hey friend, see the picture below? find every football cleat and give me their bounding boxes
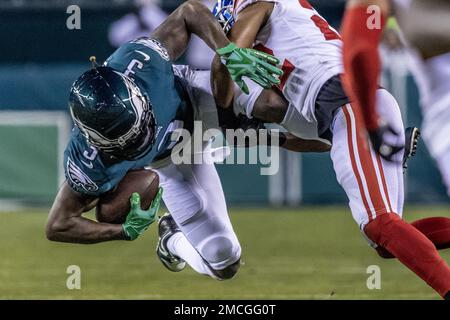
[156,213,186,272]
[403,127,420,173]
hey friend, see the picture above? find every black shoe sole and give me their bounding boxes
[403,127,420,173]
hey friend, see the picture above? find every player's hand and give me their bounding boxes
[217,43,283,94]
[368,124,404,162]
[122,188,163,240]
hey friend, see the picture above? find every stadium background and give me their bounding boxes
[0,0,448,300]
[0,0,448,207]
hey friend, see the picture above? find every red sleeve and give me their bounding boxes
[341,6,386,131]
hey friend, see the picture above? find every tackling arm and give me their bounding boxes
[281,134,331,153]
[152,0,281,94]
[151,0,230,61]
[46,182,127,244]
[213,2,330,153]
[212,2,274,109]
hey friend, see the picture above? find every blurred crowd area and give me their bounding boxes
[0,0,346,64]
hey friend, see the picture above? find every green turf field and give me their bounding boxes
[0,206,449,299]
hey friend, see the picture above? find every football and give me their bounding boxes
[96,169,160,224]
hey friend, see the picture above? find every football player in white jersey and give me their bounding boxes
[342,0,450,298]
[342,0,450,196]
[208,0,450,298]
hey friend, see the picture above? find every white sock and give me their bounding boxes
[167,232,217,279]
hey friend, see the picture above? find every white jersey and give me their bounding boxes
[234,0,343,124]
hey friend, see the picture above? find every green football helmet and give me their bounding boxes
[69,66,156,160]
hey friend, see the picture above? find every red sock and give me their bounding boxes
[374,216,450,258]
[341,6,385,130]
[365,213,450,298]
[412,217,450,250]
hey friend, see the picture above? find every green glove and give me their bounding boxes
[122,188,163,240]
[217,42,283,94]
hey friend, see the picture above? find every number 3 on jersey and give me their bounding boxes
[124,50,151,77]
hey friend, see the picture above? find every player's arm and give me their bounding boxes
[342,0,405,161]
[281,134,331,153]
[46,182,127,244]
[227,111,331,152]
[151,0,280,92]
[151,0,230,61]
[46,182,161,244]
[212,1,274,109]
[258,131,330,152]
[232,130,331,152]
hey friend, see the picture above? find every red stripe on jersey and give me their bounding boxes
[298,0,313,10]
[343,105,374,221]
[311,15,341,41]
[253,44,294,91]
[253,43,273,56]
[279,59,294,91]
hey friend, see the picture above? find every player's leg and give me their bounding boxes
[402,52,450,249]
[154,161,241,280]
[331,89,450,298]
[411,217,450,250]
[365,90,450,256]
[374,215,450,258]
[156,67,240,279]
[401,52,450,251]
[419,53,450,197]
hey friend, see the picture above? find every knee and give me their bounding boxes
[202,235,241,263]
[212,259,241,280]
[364,213,401,245]
[200,235,241,280]
[376,89,404,134]
[364,214,401,259]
